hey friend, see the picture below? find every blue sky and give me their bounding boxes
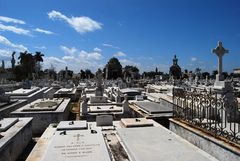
[0,0,240,73]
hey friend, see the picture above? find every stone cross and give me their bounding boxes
[212,41,229,81]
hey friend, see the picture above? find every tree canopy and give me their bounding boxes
[14,50,44,81]
[104,57,122,79]
[79,69,94,79]
[123,65,140,79]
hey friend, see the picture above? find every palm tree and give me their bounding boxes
[34,51,44,62]
[34,51,44,79]
[18,51,35,79]
[18,51,28,65]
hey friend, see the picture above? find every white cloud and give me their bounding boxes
[191,57,197,62]
[120,59,140,67]
[48,10,102,34]
[45,46,104,72]
[94,47,102,52]
[43,56,66,71]
[113,51,126,57]
[34,28,54,35]
[0,35,27,51]
[60,45,102,60]
[62,55,74,61]
[0,16,25,24]
[102,43,119,49]
[0,23,30,35]
[60,46,77,55]
[0,49,12,58]
[79,50,102,60]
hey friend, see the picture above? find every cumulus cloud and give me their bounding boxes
[0,16,25,24]
[120,59,140,67]
[0,49,12,58]
[0,35,27,51]
[0,23,30,35]
[94,47,102,52]
[79,50,102,60]
[48,10,102,34]
[191,57,197,62]
[43,46,104,72]
[60,45,102,60]
[34,28,54,35]
[113,51,126,57]
[60,46,77,55]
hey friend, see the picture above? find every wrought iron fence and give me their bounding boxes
[173,88,240,145]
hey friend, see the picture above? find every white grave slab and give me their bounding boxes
[42,130,111,161]
[57,121,88,130]
[22,98,63,111]
[88,105,122,113]
[56,88,73,94]
[117,127,218,161]
[6,87,39,96]
[133,101,172,114]
[121,118,153,128]
[0,118,18,132]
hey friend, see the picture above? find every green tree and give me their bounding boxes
[80,70,86,79]
[222,72,228,79]
[123,65,140,79]
[14,50,44,81]
[13,65,25,81]
[85,69,94,79]
[212,70,218,79]
[34,51,44,78]
[202,72,210,79]
[104,57,122,79]
[18,51,35,79]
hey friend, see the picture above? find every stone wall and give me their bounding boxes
[169,119,240,161]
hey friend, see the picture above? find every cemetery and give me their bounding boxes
[0,22,239,161]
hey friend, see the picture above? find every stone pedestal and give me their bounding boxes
[214,81,239,123]
[215,74,224,82]
[213,80,226,90]
[95,87,103,96]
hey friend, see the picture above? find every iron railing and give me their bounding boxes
[173,88,240,145]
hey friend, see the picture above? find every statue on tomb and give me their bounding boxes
[95,69,103,96]
[11,51,16,69]
[80,95,88,115]
[123,94,130,115]
[169,55,182,79]
[95,69,103,88]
